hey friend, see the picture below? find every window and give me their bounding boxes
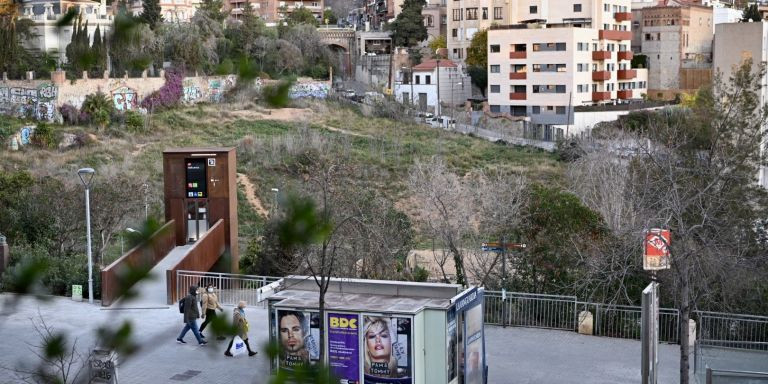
[452,29,458,38]
[532,106,541,114]
[533,85,566,93]
[512,64,526,73]
[577,42,589,51]
[482,7,488,19]
[645,33,651,41]
[490,44,500,53]
[494,7,502,20]
[512,85,526,93]
[573,3,581,12]
[452,9,462,21]
[441,15,447,24]
[466,8,478,20]
[511,43,526,52]
[604,4,609,11]
[532,42,566,52]
[415,76,420,85]
[511,106,526,116]
[490,85,500,93]
[490,65,500,73]
[556,106,566,115]
[529,5,537,13]
[426,15,434,27]
[490,105,500,113]
[425,75,431,84]
[556,85,566,93]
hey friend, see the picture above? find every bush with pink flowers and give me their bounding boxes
[140,70,183,111]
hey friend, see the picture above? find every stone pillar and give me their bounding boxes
[159,69,165,79]
[688,319,697,350]
[26,71,34,81]
[51,69,66,84]
[141,69,148,78]
[2,72,8,82]
[103,70,109,79]
[124,70,129,79]
[0,235,8,276]
[578,311,594,335]
[82,71,89,80]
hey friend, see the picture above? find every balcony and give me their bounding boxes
[618,90,633,100]
[599,29,632,41]
[509,51,527,59]
[614,12,632,22]
[592,50,611,60]
[592,91,611,101]
[509,72,527,80]
[617,51,633,61]
[592,70,611,81]
[509,92,527,100]
[617,69,637,80]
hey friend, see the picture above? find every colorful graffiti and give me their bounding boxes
[111,86,138,111]
[208,79,223,103]
[289,82,330,99]
[183,79,203,103]
[20,126,35,145]
[0,83,58,121]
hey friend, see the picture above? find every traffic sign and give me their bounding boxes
[481,242,527,252]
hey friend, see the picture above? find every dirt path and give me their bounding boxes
[237,173,269,218]
[323,125,373,138]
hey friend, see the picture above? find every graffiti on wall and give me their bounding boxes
[289,82,329,99]
[183,79,203,103]
[208,79,223,103]
[111,86,138,111]
[0,83,58,121]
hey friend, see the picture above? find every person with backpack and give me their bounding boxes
[199,283,225,340]
[176,285,207,346]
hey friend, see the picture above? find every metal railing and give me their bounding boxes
[583,302,680,343]
[705,368,768,384]
[485,291,577,331]
[697,311,768,351]
[176,271,280,307]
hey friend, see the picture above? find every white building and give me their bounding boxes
[713,21,768,189]
[486,0,648,135]
[19,0,113,61]
[394,59,471,113]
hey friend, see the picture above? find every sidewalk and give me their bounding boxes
[0,294,682,383]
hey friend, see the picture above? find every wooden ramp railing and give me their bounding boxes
[166,219,227,305]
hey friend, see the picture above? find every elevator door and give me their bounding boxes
[186,200,209,243]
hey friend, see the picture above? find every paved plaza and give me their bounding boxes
[0,293,684,384]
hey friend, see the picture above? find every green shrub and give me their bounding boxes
[411,266,429,282]
[124,110,146,132]
[32,123,59,149]
[81,91,115,129]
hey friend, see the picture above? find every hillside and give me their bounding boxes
[1,100,562,260]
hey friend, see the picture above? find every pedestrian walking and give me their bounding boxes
[224,301,257,357]
[177,285,207,346]
[199,283,226,340]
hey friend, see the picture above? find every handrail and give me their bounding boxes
[100,220,176,306]
[165,219,226,305]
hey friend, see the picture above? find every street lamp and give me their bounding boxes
[77,167,95,304]
[122,227,140,255]
[141,183,149,220]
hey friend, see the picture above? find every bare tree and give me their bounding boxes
[0,313,87,384]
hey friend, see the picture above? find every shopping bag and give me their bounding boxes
[229,336,246,357]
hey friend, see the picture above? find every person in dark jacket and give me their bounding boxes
[176,285,207,345]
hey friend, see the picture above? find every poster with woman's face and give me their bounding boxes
[363,316,412,384]
[277,310,320,370]
[464,305,484,384]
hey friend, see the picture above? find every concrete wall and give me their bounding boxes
[0,72,330,122]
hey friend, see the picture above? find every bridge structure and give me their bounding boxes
[317,26,357,79]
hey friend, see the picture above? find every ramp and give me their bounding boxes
[109,245,194,309]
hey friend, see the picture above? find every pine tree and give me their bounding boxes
[199,0,226,22]
[388,0,427,48]
[742,4,761,22]
[140,0,163,29]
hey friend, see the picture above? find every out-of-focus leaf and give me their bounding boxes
[277,193,331,249]
[43,333,66,359]
[262,79,294,108]
[55,8,77,28]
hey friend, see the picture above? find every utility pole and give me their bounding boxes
[436,58,441,117]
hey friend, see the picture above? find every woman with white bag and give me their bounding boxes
[224,301,258,357]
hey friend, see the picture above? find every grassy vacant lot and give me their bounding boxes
[1,101,563,253]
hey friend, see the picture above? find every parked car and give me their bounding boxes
[341,89,356,99]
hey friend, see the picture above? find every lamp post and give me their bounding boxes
[77,167,95,304]
[141,183,149,220]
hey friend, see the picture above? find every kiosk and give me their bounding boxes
[259,276,487,384]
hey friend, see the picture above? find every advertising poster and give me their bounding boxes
[446,307,458,380]
[185,158,207,198]
[327,313,360,384]
[277,310,321,371]
[464,304,484,384]
[363,316,412,384]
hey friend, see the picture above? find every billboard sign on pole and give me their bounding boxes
[643,229,671,271]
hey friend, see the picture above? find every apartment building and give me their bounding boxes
[633,4,712,99]
[714,21,768,189]
[446,0,509,61]
[124,0,198,22]
[487,0,648,130]
[243,0,323,22]
[394,59,472,112]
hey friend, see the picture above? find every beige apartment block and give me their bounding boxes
[714,21,768,189]
[446,0,509,61]
[486,0,647,131]
[634,4,712,99]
